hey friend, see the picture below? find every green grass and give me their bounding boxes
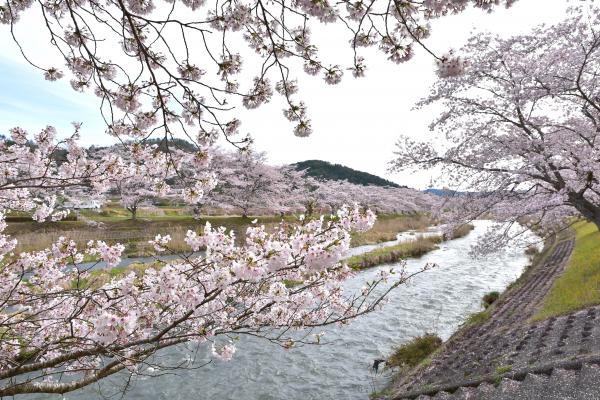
[535,221,600,320]
[493,365,513,384]
[495,365,512,375]
[71,261,165,289]
[463,309,492,327]
[386,334,443,369]
[345,225,471,270]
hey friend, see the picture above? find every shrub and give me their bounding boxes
[482,291,500,308]
[525,244,540,257]
[386,334,443,369]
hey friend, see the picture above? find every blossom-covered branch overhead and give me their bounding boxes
[3,0,514,142]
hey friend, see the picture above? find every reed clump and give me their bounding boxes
[386,334,443,369]
[347,235,443,270]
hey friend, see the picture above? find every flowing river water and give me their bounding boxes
[37,220,539,400]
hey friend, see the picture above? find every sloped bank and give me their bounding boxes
[386,222,600,400]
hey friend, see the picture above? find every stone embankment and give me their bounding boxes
[389,237,600,399]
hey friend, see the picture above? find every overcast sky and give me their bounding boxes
[0,1,571,189]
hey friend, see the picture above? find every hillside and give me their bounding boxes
[292,160,403,188]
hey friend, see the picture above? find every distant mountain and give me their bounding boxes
[292,160,404,188]
[424,188,452,196]
[424,188,471,197]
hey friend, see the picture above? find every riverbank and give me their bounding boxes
[387,221,600,399]
[535,221,600,320]
[347,236,442,270]
[348,224,474,270]
[74,221,446,286]
[42,220,535,400]
[7,212,432,257]
[350,214,434,247]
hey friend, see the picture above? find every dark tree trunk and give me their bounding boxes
[569,194,600,231]
[128,206,137,220]
[593,215,600,232]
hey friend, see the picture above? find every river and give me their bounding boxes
[35,220,539,400]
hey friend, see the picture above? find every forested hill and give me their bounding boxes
[292,160,404,188]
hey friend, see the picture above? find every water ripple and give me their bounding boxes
[40,221,537,400]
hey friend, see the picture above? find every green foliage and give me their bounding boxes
[535,221,600,320]
[464,310,491,326]
[292,160,404,188]
[482,291,500,308]
[492,365,513,385]
[386,334,443,369]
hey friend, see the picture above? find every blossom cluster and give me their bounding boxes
[0,128,405,396]
[1,0,514,142]
[0,198,383,395]
[391,6,600,235]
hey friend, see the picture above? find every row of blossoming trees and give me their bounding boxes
[206,150,438,216]
[4,0,598,396]
[85,143,437,219]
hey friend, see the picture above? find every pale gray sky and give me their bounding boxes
[0,1,571,188]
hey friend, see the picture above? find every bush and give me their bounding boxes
[386,334,442,369]
[482,291,500,308]
[525,244,540,257]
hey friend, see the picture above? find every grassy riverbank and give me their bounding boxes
[347,224,474,271]
[347,236,443,270]
[350,214,433,247]
[386,334,442,370]
[535,221,600,320]
[71,261,162,289]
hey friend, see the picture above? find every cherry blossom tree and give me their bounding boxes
[209,150,285,216]
[113,173,159,219]
[275,171,436,216]
[1,128,422,396]
[392,7,600,232]
[276,167,310,214]
[0,0,521,395]
[2,0,514,144]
